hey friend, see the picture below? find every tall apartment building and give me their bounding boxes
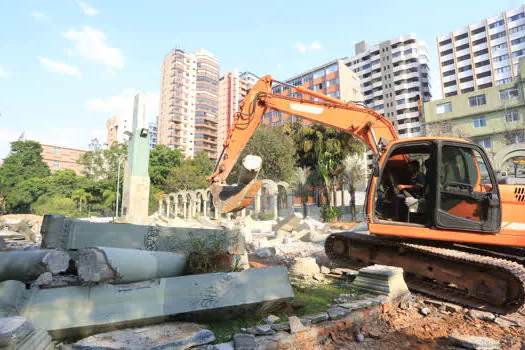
[106,115,131,146]
[437,4,525,98]
[344,34,432,139]
[262,59,362,125]
[148,121,157,150]
[157,48,220,160]
[218,70,258,154]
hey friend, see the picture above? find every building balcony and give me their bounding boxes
[458,70,473,79]
[474,64,491,74]
[444,84,458,94]
[440,52,454,63]
[473,53,490,63]
[459,80,474,89]
[490,35,508,47]
[508,16,525,30]
[372,89,383,98]
[439,42,453,52]
[454,36,470,47]
[372,80,382,88]
[470,31,487,42]
[455,47,471,57]
[476,75,493,86]
[472,41,488,51]
[443,73,456,83]
[457,58,472,68]
[512,40,525,52]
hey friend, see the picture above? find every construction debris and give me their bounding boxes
[238,155,262,185]
[351,264,410,301]
[449,334,501,349]
[0,266,293,338]
[73,323,215,349]
[289,257,320,279]
[0,316,52,350]
[273,213,302,235]
[0,249,70,282]
[75,247,187,283]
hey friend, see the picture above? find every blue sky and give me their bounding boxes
[0,0,523,160]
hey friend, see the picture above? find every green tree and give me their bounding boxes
[342,154,367,221]
[290,167,310,218]
[32,195,77,217]
[166,162,209,192]
[0,140,51,213]
[71,188,93,215]
[192,151,214,177]
[227,126,295,183]
[149,145,183,189]
[78,138,106,179]
[7,177,49,213]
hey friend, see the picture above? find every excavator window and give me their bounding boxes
[374,144,433,225]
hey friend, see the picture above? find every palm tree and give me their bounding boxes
[71,189,92,216]
[290,167,310,218]
[342,154,367,222]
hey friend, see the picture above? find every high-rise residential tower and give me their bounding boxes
[218,70,258,154]
[437,4,525,98]
[344,34,432,139]
[157,48,220,160]
[262,59,362,126]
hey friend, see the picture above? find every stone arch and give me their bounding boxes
[493,144,525,172]
[195,189,207,217]
[181,191,196,218]
[168,193,176,218]
[258,179,278,219]
[176,192,185,218]
[276,181,290,209]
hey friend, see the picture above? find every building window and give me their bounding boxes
[495,66,511,74]
[500,87,519,100]
[54,148,61,154]
[509,13,525,22]
[489,20,504,29]
[492,43,508,51]
[496,78,513,85]
[505,111,520,122]
[475,137,492,148]
[511,37,525,45]
[473,116,487,128]
[490,32,506,40]
[443,70,455,76]
[469,94,486,107]
[493,54,509,62]
[513,49,525,58]
[53,161,60,168]
[458,65,472,72]
[325,64,338,75]
[510,24,525,35]
[436,102,453,114]
[505,133,525,144]
[313,70,324,79]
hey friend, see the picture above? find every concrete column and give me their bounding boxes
[286,193,293,209]
[182,202,187,219]
[173,202,178,218]
[202,200,207,217]
[0,250,70,282]
[270,195,278,220]
[75,247,187,284]
[240,209,246,217]
[254,191,261,214]
[158,200,163,216]
[166,200,171,219]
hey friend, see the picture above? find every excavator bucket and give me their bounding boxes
[210,179,263,214]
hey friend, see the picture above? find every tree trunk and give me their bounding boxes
[302,202,308,219]
[341,180,345,213]
[350,188,356,222]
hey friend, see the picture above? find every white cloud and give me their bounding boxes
[0,66,10,79]
[37,57,81,77]
[295,42,307,54]
[63,27,124,69]
[295,41,323,54]
[77,1,99,16]
[30,11,49,21]
[86,89,159,123]
[310,41,322,50]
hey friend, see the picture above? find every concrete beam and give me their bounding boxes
[41,215,246,256]
[0,249,70,282]
[0,267,293,338]
[75,247,187,283]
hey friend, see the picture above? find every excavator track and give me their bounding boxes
[325,231,525,314]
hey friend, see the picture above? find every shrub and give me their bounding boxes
[320,205,342,223]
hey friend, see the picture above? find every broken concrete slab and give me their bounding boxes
[272,213,302,235]
[75,247,187,284]
[4,266,293,338]
[351,264,410,301]
[0,229,26,241]
[0,316,35,347]
[299,231,329,243]
[73,322,215,349]
[288,316,307,334]
[468,310,495,322]
[233,333,256,350]
[41,215,245,256]
[0,249,70,282]
[449,334,500,349]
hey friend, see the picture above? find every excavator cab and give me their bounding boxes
[371,139,501,234]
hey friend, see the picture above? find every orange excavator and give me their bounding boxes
[207,75,525,314]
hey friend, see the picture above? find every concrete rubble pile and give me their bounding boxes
[0,214,294,344]
[237,212,332,259]
[0,215,43,249]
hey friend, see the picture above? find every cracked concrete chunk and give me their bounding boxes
[33,272,53,287]
[468,310,495,322]
[0,249,70,282]
[449,334,500,349]
[327,306,350,320]
[234,334,256,350]
[289,257,320,279]
[273,213,302,235]
[0,316,35,347]
[73,322,215,349]
[17,267,293,337]
[75,247,186,283]
[288,316,307,334]
[302,312,328,324]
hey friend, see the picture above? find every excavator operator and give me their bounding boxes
[394,160,426,221]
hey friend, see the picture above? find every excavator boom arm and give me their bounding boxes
[208,75,398,185]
